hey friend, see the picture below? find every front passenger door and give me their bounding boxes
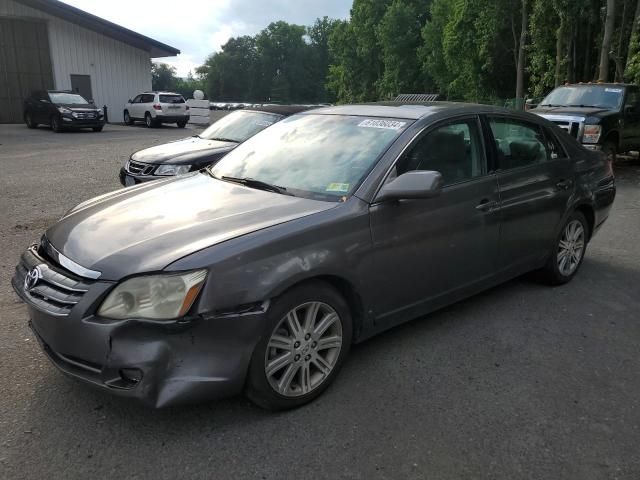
[368,117,501,328]
[129,95,142,119]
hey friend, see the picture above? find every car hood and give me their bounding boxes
[531,106,614,117]
[46,173,336,280]
[57,103,100,111]
[131,137,237,165]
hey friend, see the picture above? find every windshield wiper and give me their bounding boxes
[539,103,563,107]
[566,104,605,109]
[220,176,293,196]
[208,137,240,143]
[192,134,201,138]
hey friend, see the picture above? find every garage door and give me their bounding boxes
[0,18,54,123]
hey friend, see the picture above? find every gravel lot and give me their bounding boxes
[1,123,639,479]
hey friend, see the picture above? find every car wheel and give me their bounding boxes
[25,112,37,129]
[177,120,187,128]
[246,281,352,410]
[539,211,589,285]
[92,126,104,132]
[123,110,133,126]
[50,115,62,132]
[145,113,155,128]
[602,141,617,164]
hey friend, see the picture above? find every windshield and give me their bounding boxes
[48,92,89,104]
[540,85,623,109]
[211,114,410,202]
[200,110,283,143]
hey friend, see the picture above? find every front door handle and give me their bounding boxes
[556,179,574,190]
[476,199,497,212]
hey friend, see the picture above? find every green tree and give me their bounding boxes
[151,63,178,91]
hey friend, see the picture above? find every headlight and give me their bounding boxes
[57,107,72,114]
[583,125,602,144]
[98,270,207,320]
[155,164,191,176]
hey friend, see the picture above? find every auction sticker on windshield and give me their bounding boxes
[326,183,350,192]
[605,88,623,93]
[358,119,407,130]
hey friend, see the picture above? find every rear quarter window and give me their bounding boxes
[159,95,185,104]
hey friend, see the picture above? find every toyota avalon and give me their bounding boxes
[13,103,615,410]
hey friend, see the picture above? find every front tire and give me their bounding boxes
[539,211,589,285]
[246,281,352,410]
[50,115,62,132]
[92,126,104,132]
[123,110,133,125]
[25,112,37,128]
[177,120,187,128]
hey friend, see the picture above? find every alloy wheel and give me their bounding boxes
[557,219,585,276]
[264,301,343,397]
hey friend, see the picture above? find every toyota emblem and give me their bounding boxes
[24,266,42,292]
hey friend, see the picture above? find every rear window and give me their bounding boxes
[159,95,185,104]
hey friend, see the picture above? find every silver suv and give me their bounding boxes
[123,91,189,128]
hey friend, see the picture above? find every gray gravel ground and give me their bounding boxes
[1,123,639,480]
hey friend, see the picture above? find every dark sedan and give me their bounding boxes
[13,103,615,410]
[23,90,105,132]
[119,105,312,186]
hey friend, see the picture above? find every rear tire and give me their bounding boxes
[145,112,155,128]
[539,211,589,285]
[25,112,37,129]
[123,110,133,126]
[50,115,62,132]
[246,281,352,410]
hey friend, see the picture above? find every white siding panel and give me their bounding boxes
[1,0,154,122]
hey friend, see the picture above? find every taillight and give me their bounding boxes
[153,104,162,110]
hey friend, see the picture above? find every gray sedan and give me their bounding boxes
[12,103,616,409]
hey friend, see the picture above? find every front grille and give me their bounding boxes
[538,114,585,140]
[551,120,580,138]
[74,112,97,119]
[126,160,155,175]
[13,246,93,317]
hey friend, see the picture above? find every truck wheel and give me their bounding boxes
[602,141,617,164]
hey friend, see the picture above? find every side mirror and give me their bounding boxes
[625,104,638,114]
[128,99,132,103]
[376,170,443,202]
[40,99,50,104]
[89,99,95,105]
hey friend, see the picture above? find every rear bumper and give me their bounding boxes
[12,247,266,408]
[155,114,189,123]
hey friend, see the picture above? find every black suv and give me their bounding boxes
[531,83,640,161]
[23,90,105,132]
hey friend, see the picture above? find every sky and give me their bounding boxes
[61,0,352,77]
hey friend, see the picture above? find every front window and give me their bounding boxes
[540,85,624,110]
[200,111,283,144]
[48,92,88,105]
[211,114,411,201]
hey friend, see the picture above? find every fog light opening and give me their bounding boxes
[119,368,142,385]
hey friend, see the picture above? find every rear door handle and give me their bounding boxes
[476,199,497,212]
[556,179,574,190]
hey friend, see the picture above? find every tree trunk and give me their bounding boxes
[555,18,565,87]
[625,0,640,76]
[516,0,528,108]
[584,14,593,80]
[598,0,616,82]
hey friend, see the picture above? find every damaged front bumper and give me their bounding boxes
[12,246,266,407]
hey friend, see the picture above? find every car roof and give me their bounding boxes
[244,104,318,116]
[142,91,183,95]
[303,102,518,120]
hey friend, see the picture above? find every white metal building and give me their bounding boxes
[0,0,179,123]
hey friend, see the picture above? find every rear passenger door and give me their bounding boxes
[487,116,574,272]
